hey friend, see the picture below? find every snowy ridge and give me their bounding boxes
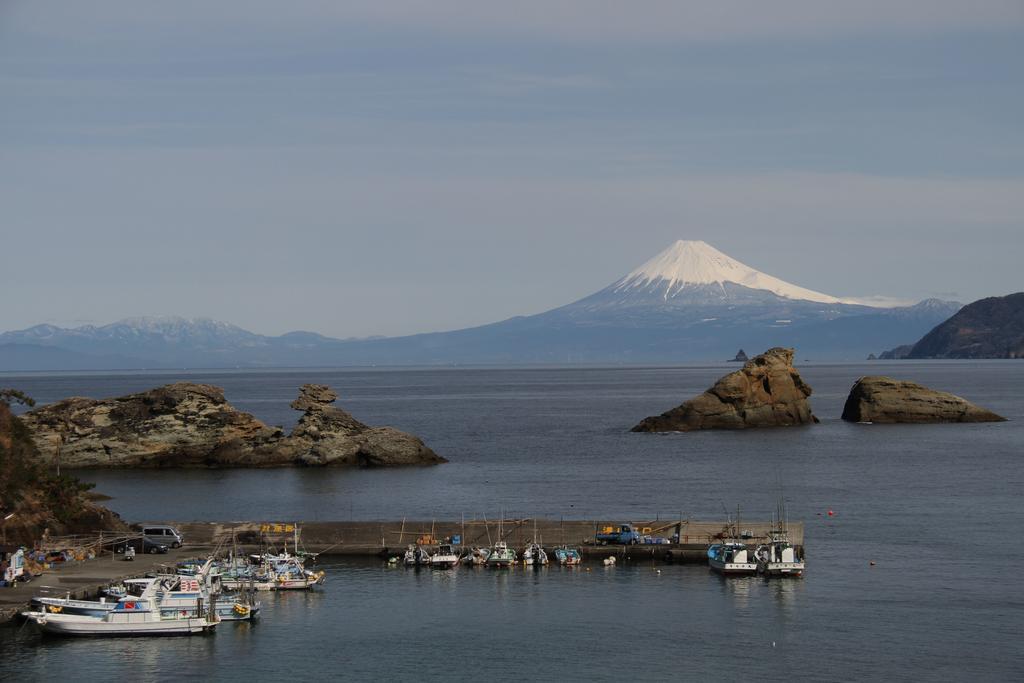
[613,240,906,307]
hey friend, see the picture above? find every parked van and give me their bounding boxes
[142,525,183,548]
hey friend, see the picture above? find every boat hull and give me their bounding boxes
[708,559,758,575]
[25,612,214,637]
[763,562,804,577]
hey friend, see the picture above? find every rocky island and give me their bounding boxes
[841,376,1006,424]
[19,382,445,468]
[632,347,818,432]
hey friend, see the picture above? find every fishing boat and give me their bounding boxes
[755,501,805,577]
[262,554,326,589]
[155,569,262,621]
[522,542,548,566]
[429,544,461,569]
[486,541,516,568]
[23,580,218,636]
[403,544,431,567]
[707,542,757,575]
[553,546,582,565]
[462,547,490,565]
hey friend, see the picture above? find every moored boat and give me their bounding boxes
[486,541,516,568]
[755,503,804,577]
[522,542,548,566]
[707,542,757,575]
[403,544,432,567]
[553,546,582,565]
[462,547,490,565]
[430,544,461,569]
[23,580,217,636]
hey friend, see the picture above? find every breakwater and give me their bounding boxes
[170,517,803,560]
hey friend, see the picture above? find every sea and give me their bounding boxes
[1,361,1021,681]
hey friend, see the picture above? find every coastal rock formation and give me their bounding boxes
[19,383,444,468]
[728,349,749,362]
[907,292,1024,359]
[841,376,1006,424]
[1,393,126,545]
[632,347,818,432]
[282,384,445,467]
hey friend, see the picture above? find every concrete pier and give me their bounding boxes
[167,518,803,558]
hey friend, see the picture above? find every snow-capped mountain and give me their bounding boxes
[0,242,963,369]
[614,239,844,304]
[606,240,909,307]
[0,316,339,369]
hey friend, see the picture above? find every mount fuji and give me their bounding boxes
[0,241,960,369]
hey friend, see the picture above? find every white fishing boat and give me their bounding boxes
[23,580,217,636]
[755,502,805,577]
[707,542,757,575]
[522,520,549,566]
[263,554,326,589]
[429,544,461,569]
[156,570,262,621]
[522,542,548,566]
[403,544,431,567]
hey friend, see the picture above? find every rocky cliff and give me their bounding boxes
[841,376,1006,424]
[632,347,818,432]
[1,394,125,545]
[19,383,444,468]
[907,292,1024,359]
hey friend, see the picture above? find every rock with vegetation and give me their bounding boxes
[632,347,818,432]
[841,376,1006,424]
[1,390,125,545]
[907,292,1024,359]
[19,383,444,468]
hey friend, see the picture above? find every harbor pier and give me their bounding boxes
[166,518,803,557]
[1,518,803,623]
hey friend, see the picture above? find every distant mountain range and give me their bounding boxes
[0,240,963,370]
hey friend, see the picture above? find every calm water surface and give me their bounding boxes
[1,362,1021,680]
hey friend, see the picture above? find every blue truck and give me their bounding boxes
[595,524,642,545]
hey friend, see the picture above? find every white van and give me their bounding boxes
[142,525,184,548]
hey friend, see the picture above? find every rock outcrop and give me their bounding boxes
[1,395,126,545]
[19,383,444,468]
[281,384,445,467]
[632,347,818,432]
[841,376,1006,424]
[728,349,749,362]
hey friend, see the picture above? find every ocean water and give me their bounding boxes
[1,362,1022,680]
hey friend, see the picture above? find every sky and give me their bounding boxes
[1,1,1022,338]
